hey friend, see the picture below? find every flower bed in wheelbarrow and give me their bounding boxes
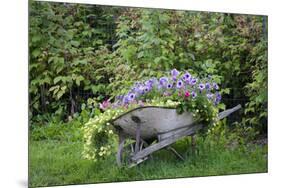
[82,69,241,167]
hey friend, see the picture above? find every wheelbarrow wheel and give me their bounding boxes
[117,139,149,167]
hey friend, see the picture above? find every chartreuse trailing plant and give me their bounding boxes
[82,68,225,161]
[82,99,179,161]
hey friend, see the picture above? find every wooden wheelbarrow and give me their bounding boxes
[111,104,241,167]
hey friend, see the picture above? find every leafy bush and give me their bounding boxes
[243,40,268,134]
[30,1,267,137]
[29,1,121,120]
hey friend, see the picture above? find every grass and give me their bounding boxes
[29,137,267,187]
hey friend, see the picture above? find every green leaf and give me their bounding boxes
[75,75,84,86]
[49,85,59,92]
[54,76,62,84]
[31,35,41,43]
[137,51,144,59]
[217,103,226,110]
[81,103,86,110]
[32,49,41,57]
[56,90,65,99]
[154,57,162,64]
[96,75,103,81]
[187,53,195,61]
[61,85,67,91]
[71,41,80,47]
[221,88,230,94]
[73,59,87,66]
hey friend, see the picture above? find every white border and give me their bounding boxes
[39,0,269,15]
[1,0,281,188]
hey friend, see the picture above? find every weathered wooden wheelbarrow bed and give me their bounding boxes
[111,104,241,167]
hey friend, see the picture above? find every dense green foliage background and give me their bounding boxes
[29,1,267,136]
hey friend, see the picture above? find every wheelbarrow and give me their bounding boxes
[111,104,241,167]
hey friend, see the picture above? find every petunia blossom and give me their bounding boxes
[191,91,197,98]
[185,91,190,98]
[198,83,205,91]
[99,99,111,110]
[167,82,173,89]
[213,83,219,90]
[159,77,169,86]
[176,79,184,88]
[171,69,180,80]
[190,78,197,86]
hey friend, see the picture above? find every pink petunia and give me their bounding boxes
[185,91,190,98]
[99,99,111,110]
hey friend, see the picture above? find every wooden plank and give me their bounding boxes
[131,124,202,162]
[158,126,196,141]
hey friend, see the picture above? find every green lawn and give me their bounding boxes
[29,139,267,187]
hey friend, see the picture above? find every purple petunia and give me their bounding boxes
[134,86,143,95]
[167,82,173,89]
[182,73,191,84]
[184,72,191,80]
[213,83,219,90]
[171,69,180,80]
[116,95,123,100]
[182,76,187,82]
[198,83,205,91]
[114,69,222,108]
[159,77,169,86]
[144,86,150,93]
[176,79,184,88]
[214,92,222,105]
[190,78,197,86]
[145,80,151,86]
[122,95,130,104]
[128,93,135,101]
[191,91,197,98]
[205,83,211,90]
[145,79,154,88]
[206,93,214,100]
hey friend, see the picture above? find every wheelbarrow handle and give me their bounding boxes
[218,104,242,120]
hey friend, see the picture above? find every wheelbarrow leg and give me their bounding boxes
[129,124,150,167]
[191,135,196,154]
[167,146,184,161]
[116,132,126,167]
[134,123,141,153]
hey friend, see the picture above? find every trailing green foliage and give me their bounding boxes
[82,99,180,161]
